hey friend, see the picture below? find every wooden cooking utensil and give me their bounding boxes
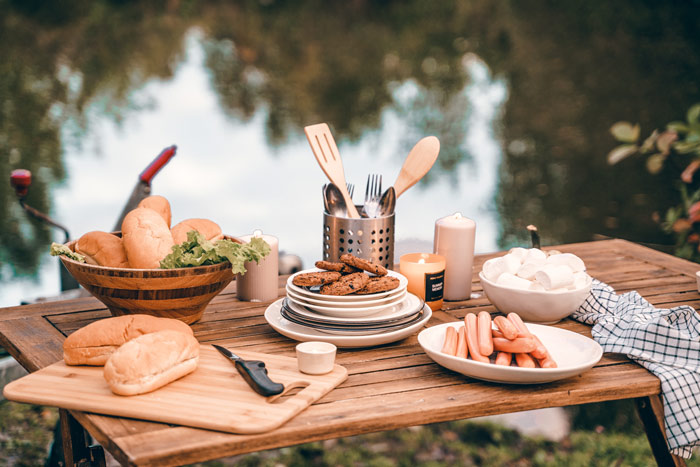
[393,136,440,198]
[304,123,361,218]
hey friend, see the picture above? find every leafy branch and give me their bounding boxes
[607,103,700,261]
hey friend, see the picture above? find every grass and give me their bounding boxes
[2,399,699,466]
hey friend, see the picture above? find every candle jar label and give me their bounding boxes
[424,270,444,302]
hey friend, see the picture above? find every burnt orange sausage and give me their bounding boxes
[477,311,494,357]
[494,315,519,340]
[515,352,537,368]
[492,336,537,354]
[507,312,530,337]
[531,335,557,367]
[441,326,458,356]
[464,313,490,363]
[456,326,468,359]
[495,352,512,366]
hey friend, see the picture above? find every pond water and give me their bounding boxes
[2,1,699,307]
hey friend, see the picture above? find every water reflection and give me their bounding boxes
[2,1,699,306]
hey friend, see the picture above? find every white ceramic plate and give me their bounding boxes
[279,304,425,336]
[283,293,424,324]
[286,290,410,317]
[286,286,407,308]
[418,322,603,384]
[287,268,408,301]
[265,298,432,348]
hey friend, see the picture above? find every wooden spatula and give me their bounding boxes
[393,136,440,198]
[304,123,361,218]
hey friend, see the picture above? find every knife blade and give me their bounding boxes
[212,344,284,397]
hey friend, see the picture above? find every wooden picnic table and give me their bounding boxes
[0,239,696,466]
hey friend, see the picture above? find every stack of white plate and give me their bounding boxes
[264,269,432,348]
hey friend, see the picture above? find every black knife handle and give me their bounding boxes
[235,359,284,397]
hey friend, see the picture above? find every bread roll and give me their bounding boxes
[103,330,199,396]
[75,231,129,268]
[137,195,172,228]
[122,207,175,268]
[171,218,223,245]
[63,314,193,366]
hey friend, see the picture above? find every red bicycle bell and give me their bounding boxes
[10,169,32,197]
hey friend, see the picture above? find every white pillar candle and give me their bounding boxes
[433,212,476,301]
[236,230,279,302]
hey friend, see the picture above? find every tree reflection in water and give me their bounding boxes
[1,0,699,286]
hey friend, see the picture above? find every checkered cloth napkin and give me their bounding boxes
[571,279,700,458]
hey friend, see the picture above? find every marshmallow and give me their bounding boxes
[529,282,546,291]
[482,258,506,282]
[507,247,528,263]
[496,273,532,290]
[546,253,586,272]
[503,254,521,274]
[516,262,542,280]
[535,265,574,290]
[571,271,591,289]
[524,248,547,265]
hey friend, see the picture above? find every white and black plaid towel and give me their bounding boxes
[571,279,700,458]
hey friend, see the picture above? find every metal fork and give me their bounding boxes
[363,174,382,218]
[347,183,354,200]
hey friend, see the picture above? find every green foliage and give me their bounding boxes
[608,103,700,262]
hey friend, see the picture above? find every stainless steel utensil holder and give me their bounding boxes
[323,211,395,269]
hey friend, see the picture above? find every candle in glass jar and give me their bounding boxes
[236,230,279,302]
[433,212,476,301]
[399,253,446,311]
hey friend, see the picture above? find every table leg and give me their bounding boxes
[59,409,106,467]
[635,396,686,467]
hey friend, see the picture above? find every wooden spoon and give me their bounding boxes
[304,123,360,218]
[393,136,440,198]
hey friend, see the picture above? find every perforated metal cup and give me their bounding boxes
[323,211,395,269]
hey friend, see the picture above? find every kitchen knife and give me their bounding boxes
[212,344,285,397]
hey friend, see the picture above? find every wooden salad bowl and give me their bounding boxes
[59,235,240,324]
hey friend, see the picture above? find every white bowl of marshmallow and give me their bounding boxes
[479,247,592,324]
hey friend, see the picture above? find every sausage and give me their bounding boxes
[492,336,537,354]
[507,312,530,336]
[515,352,537,368]
[494,315,519,340]
[495,352,512,366]
[441,326,458,356]
[464,314,490,363]
[456,326,468,359]
[532,335,557,367]
[477,311,494,356]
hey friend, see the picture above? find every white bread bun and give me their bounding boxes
[63,314,193,366]
[103,330,199,396]
[75,231,129,268]
[171,218,223,245]
[121,207,175,268]
[137,195,172,228]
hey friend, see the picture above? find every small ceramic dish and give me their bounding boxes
[296,341,337,375]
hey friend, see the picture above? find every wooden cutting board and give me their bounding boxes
[3,345,347,434]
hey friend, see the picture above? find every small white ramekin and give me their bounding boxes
[296,341,337,375]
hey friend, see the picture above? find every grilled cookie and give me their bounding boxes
[356,276,400,294]
[292,271,342,287]
[340,254,388,276]
[320,272,370,295]
[314,260,362,274]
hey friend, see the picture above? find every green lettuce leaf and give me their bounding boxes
[159,231,271,275]
[49,242,86,262]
